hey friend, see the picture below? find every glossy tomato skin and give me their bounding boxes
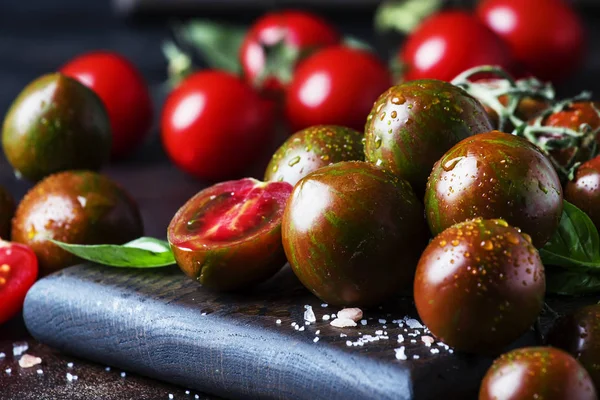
[239,10,340,94]
[400,11,512,82]
[425,131,563,248]
[168,178,292,291]
[477,0,585,83]
[415,219,545,354]
[61,51,153,159]
[546,304,600,389]
[282,161,429,307]
[479,347,597,400]
[264,125,364,186]
[285,46,392,132]
[566,156,600,231]
[161,71,275,181]
[0,241,38,325]
[364,79,492,195]
[541,102,600,167]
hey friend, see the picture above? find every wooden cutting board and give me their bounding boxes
[22,260,588,400]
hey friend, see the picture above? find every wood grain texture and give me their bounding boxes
[22,262,540,400]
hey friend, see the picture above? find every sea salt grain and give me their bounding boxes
[121,372,127,378]
[331,318,357,328]
[12,342,29,357]
[169,394,174,399]
[421,336,435,347]
[378,319,387,324]
[410,339,417,343]
[430,348,440,354]
[37,369,43,375]
[360,319,367,326]
[405,319,423,329]
[346,341,352,347]
[5,368,11,374]
[315,330,320,335]
[66,372,75,382]
[321,303,328,308]
[397,335,404,343]
[195,395,200,399]
[18,354,42,368]
[298,326,305,332]
[105,367,111,372]
[67,362,74,368]
[337,308,363,322]
[0,352,5,359]
[322,315,330,321]
[186,390,190,395]
[394,347,407,360]
[304,306,316,323]
[313,337,320,343]
[413,355,420,360]
[276,319,281,325]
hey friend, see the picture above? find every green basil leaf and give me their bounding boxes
[51,237,175,268]
[545,267,600,295]
[539,200,600,271]
[374,0,443,34]
[343,36,374,52]
[178,20,245,74]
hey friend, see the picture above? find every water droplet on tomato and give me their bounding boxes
[288,156,301,167]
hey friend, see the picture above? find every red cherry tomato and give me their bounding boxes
[477,0,585,83]
[0,241,38,325]
[400,11,513,82]
[285,46,392,132]
[239,10,340,94]
[61,51,154,159]
[161,70,275,181]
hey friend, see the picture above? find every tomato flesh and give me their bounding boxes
[0,241,38,325]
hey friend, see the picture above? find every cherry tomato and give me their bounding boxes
[285,46,392,132]
[161,70,275,181]
[477,0,586,83]
[61,51,153,159]
[0,241,38,325]
[400,11,513,82]
[239,10,340,94]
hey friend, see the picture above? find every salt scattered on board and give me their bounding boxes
[337,308,363,322]
[12,342,28,357]
[303,305,316,323]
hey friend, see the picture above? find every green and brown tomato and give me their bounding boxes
[264,125,364,186]
[425,130,563,248]
[546,304,600,388]
[12,171,143,275]
[0,186,15,240]
[282,161,429,307]
[364,79,492,195]
[479,347,597,400]
[565,156,600,230]
[414,218,545,354]
[168,178,292,291]
[2,73,111,182]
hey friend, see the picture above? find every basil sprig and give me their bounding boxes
[540,201,600,295]
[52,237,175,268]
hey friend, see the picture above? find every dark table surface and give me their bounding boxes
[1,1,600,399]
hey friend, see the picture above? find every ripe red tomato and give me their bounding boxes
[239,10,340,94]
[285,46,392,132]
[477,0,585,83]
[61,51,153,159]
[161,70,275,181]
[0,241,38,325]
[400,11,512,82]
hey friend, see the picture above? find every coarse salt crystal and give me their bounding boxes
[330,318,357,328]
[5,368,11,374]
[337,308,363,322]
[169,394,174,399]
[346,341,352,347]
[340,333,347,337]
[375,330,383,335]
[378,319,387,324]
[360,319,367,326]
[276,319,281,325]
[291,322,297,327]
[120,372,127,378]
[37,369,43,375]
[397,334,404,343]
[201,312,207,316]
[405,318,423,329]
[305,321,310,325]
[0,352,5,358]
[430,348,440,354]
[18,354,42,368]
[304,306,316,323]
[331,314,336,318]
[298,326,305,332]
[67,362,74,368]
[12,342,28,357]
[294,325,299,331]
[321,303,328,308]
[421,336,435,347]
[105,367,111,372]
[313,337,319,343]
[411,339,417,343]
[383,325,387,329]
[315,330,320,335]
[322,315,331,321]
[186,390,190,395]
[66,372,75,382]
[195,395,200,399]
[394,347,407,360]
[413,355,420,360]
